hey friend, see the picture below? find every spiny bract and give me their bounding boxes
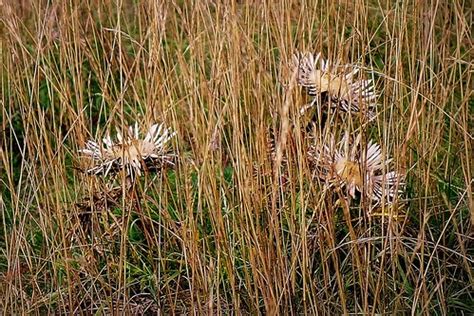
[293,52,377,120]
[308,133,404,205]
[79,122,176,181]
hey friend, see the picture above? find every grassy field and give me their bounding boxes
[1,0,473,314]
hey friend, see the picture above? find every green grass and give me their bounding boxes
[1,0,473,314]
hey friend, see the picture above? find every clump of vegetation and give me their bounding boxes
[1,0,472,314]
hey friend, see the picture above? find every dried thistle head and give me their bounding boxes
[79,122,177,181]
[293,52,377,120]
[309,133,404,205]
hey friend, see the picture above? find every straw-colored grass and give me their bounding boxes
[1,0,472,314]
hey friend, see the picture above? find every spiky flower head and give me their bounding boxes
[79,122,176,181]
[293,52,377,119]
[309,133,403,205]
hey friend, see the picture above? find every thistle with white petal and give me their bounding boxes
[293,52,378,120]
[308,133,404,205]
[79,122,177,181]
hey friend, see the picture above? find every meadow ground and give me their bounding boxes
[1,0,473,314]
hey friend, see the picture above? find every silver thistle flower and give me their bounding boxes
[309,133,404,205]
[293,52,377,119]
[79,122,176,181]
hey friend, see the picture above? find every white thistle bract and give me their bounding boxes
[293,52,377,119]
[79,122,176,181]
[309,133,404,205]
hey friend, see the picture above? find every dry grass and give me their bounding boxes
[1,0,473,314]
